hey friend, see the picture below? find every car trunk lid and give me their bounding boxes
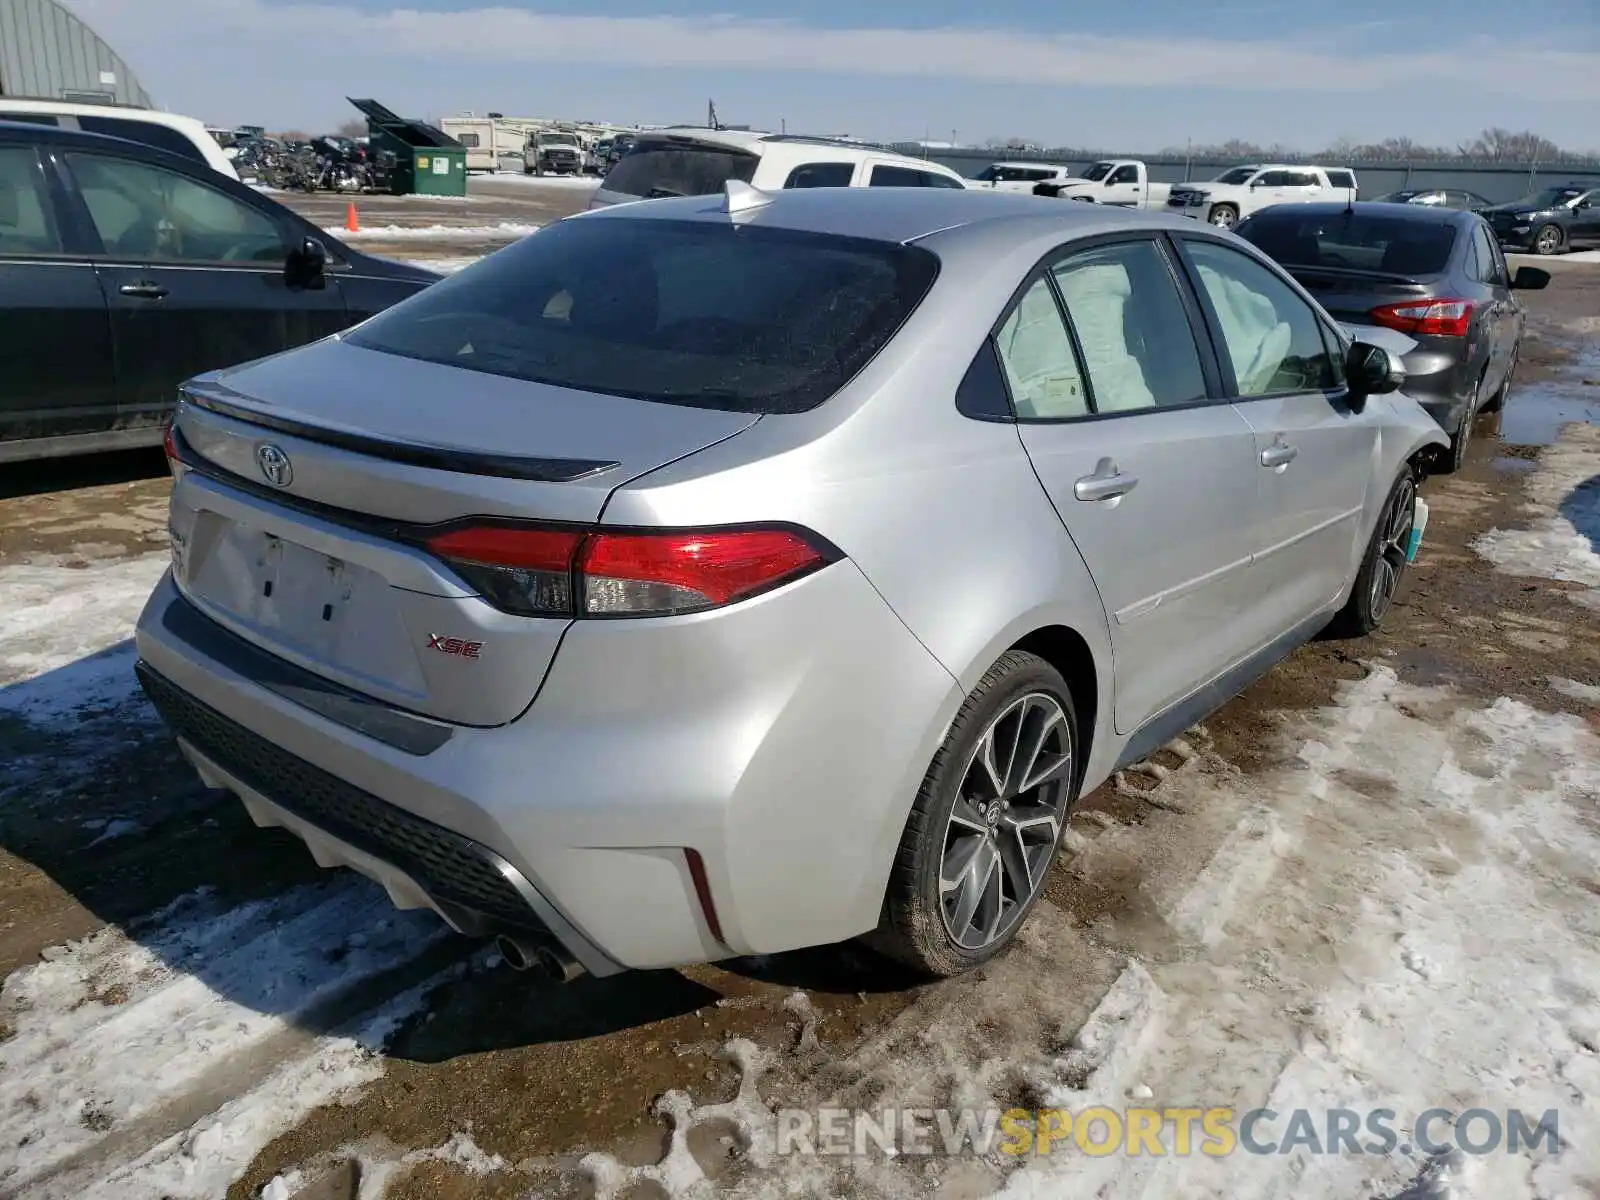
[1285,265,1437,324]
[169,337,758,727]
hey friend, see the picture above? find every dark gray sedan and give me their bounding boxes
[1238,201,1548,471]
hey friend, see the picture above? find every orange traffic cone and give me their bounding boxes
[345,202,360,233]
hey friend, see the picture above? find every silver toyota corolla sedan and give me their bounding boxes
[136,186,1447,981]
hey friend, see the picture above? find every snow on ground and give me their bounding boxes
[329,221,539,242]
[0,882,453,1199]
[572,668,1599,1199]
[0,553,465,1197]
[1474,422,1600,607]
[0,553,169,720]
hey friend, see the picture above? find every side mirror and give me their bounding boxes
[1346,341,1404,406]
[1511,265,1550,291]
[285,236,328,290]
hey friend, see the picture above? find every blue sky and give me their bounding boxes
[74,0,1600,151]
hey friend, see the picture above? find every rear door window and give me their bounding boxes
[1473,224,1506,285]
[923,171,966,189]
[1050,241,1208,411]
[783,162,855,189]
[0,146,64,255]
[994,278,1088,419]
[344,217,941,414]
[870,165,928,187]
[601,142,758,198]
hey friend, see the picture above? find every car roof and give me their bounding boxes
[577,184,1192,245]
[1252,201,1473,225]
[989,160,1068,170]
[0,102,239,178]
[0,117,244,177]
[633,127,955,169]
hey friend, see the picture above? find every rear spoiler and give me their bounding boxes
[1286,265,1435,289]
[179,379,620,484]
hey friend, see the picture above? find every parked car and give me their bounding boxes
[1034,159,1174,208]
[137,187,1446,983]
[589,129,966,208]
[1237,201,1548,472]
[525,130,586,176]
[0,97,239,180]
[970,161,1079,194]
[0,121,439,464]
[1372,188,1491,212]
[1167,164,1360,229]
[1482,184,1600,256]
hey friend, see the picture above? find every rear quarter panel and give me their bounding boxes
[602,222,1126,790]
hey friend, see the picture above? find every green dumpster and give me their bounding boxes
[347,97,468,197]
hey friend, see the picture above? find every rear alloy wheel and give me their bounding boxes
[1534,224,1563,255]
[1330,468,1417,637]
[871,651,1078,977]
[1208,204,1239,229]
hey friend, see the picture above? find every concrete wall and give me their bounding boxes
[905,149,1600,207]
[0,0,153,108]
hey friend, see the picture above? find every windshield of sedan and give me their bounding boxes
[1238,210,1457,276]
[1517,187,1584,208]
[1213,167,1257,185]
[345,219,940,414]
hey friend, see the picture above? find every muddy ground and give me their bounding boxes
[0,240,1595,1199]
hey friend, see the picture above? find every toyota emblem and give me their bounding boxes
[256,443,293,488]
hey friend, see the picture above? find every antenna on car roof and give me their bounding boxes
[723,179,775,220]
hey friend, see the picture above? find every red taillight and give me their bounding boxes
[424,524,584,617]
[1368,298,1474,338]
[423,523,833,618]
[579,528,827,616]
[162,421,186,479]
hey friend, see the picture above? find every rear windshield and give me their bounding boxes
[345,217,940,414]
[1238,210,1457,276]
[601,141,758,198]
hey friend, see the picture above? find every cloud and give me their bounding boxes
[73,0,1600,102]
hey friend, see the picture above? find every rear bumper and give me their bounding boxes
[1343,323,1475,433]
[135,563,957,972]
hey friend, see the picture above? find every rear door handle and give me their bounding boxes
[119,282,169,299]
[1074,459,1139,502]
[1260,442,1299,468]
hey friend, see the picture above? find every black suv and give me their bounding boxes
[0,121,439,464]
[1482,183,1600,256]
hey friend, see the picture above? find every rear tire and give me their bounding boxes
[870,651,1079,978]
[1443,374,1486,474]
[1534,224,1563,255]
[1329,467,1417,638]
[1208,204,1239,229]
[1481,348,1516,414]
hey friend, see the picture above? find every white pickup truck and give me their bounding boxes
[1033,160,1173,208]
[1166,164,1360,229]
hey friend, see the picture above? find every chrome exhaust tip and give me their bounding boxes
[495,934,581,982]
